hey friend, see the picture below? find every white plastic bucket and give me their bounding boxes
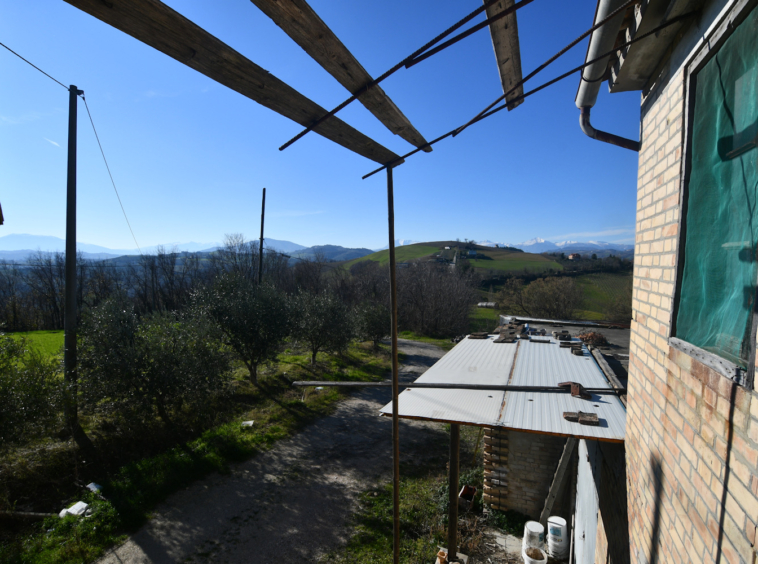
[547,516,569,559]
[522,521,545,551]
[522,546,548,564]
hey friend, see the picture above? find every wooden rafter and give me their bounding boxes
[250,0,432,153]
[63,0,402,165]
[484,0,524,110]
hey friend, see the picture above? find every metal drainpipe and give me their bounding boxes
[580,107,640,151]
[575,0,640,152]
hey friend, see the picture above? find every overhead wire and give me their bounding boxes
[362,8,695,179]
[0,41,68,91]
[278,0,538,151]
[80,95,142,255]
[1,39,143,255]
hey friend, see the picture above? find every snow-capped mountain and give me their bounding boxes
[512,238,633,253]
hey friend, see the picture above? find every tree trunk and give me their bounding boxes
[311,349,318,365]
[248,363,258,385]
[156,396,175,430]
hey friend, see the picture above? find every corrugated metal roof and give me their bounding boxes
[380,335,626,442]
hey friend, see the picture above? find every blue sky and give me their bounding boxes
[0,0,640,250]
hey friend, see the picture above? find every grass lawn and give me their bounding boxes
[0,342,391,564]
[398,331,455,351]
[9,330,64,359]
[469,306,500,333]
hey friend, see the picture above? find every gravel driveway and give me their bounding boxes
[97,339,447,564]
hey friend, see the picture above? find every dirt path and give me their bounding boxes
[97,340,447,564]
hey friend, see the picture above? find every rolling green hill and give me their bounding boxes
[343,241,561,273]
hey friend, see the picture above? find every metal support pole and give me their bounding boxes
[64,85,80,435]
[386,166,400,564]
[258,187,266,284]
[448,423,460,561]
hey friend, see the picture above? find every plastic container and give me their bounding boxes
[522,521,545,551]
[522,546,548,564]
[547,516,569,559]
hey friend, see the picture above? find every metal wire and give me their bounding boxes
[453,0,639,137]
[278,0,514,151]
[0,40,68,90]
[81,95,142,254]
[362,9,695,180]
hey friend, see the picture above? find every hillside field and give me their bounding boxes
[573,272,633,320]
[343,242,561,273]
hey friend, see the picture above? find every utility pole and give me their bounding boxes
[63,84,88,449]
[258,187,266,284]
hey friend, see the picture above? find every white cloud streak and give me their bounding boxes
[43,137,60,147]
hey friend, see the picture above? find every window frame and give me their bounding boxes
[669,0,758,390]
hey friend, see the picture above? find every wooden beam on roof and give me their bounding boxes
[484,0,524,110]
[250,0,432,153]
[62,0,402,166]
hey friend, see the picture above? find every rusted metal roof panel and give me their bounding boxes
[380,336,626,442]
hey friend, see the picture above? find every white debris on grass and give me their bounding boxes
[86,482,102,493]
[59,501,90,519]
[241,421,255,427]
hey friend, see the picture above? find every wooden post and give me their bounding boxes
[386,166,400,564]
[448,423,460,561]
[539,437,577,526]
[258,187,266,284]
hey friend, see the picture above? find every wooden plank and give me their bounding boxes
[483,0,524,110]
[63,0,402,165]
[590,348,628,407]
[250,0,431,152]
[538,437,577,526]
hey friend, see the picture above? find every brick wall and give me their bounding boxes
[483,427,568,519]
[628,58,758,562]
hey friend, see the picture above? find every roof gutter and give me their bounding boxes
[575,0,640,152]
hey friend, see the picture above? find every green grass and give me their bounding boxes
[1,343,391,564]
[466,248,562,274]
[469,307,500,333]
[574,273,633,320]
[343,245,440,269]
[341,242,560,274]
[398,331,455,351]
[9,330,64,359]
[323,425,528,564]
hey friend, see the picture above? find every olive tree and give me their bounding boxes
[199,274,290,384]
[79,298,231,427]
[292,291,355,364]
[358,302,391,349]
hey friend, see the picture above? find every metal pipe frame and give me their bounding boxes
[448,423,460,561]
[579,106,640,152]
[291,381,627,395]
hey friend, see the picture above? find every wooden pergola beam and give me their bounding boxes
[63,0,402,166]
[250,0,431,153]
[484,0,524,110]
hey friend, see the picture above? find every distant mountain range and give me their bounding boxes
[0,234,306,261]
[0,233,633,263]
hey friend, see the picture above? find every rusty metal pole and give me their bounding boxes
[386,166,400,564]
[63,85,80,435]
[258,187,266,284]
[448,423,460,561]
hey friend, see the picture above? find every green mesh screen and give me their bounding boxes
[675,5,758,369]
